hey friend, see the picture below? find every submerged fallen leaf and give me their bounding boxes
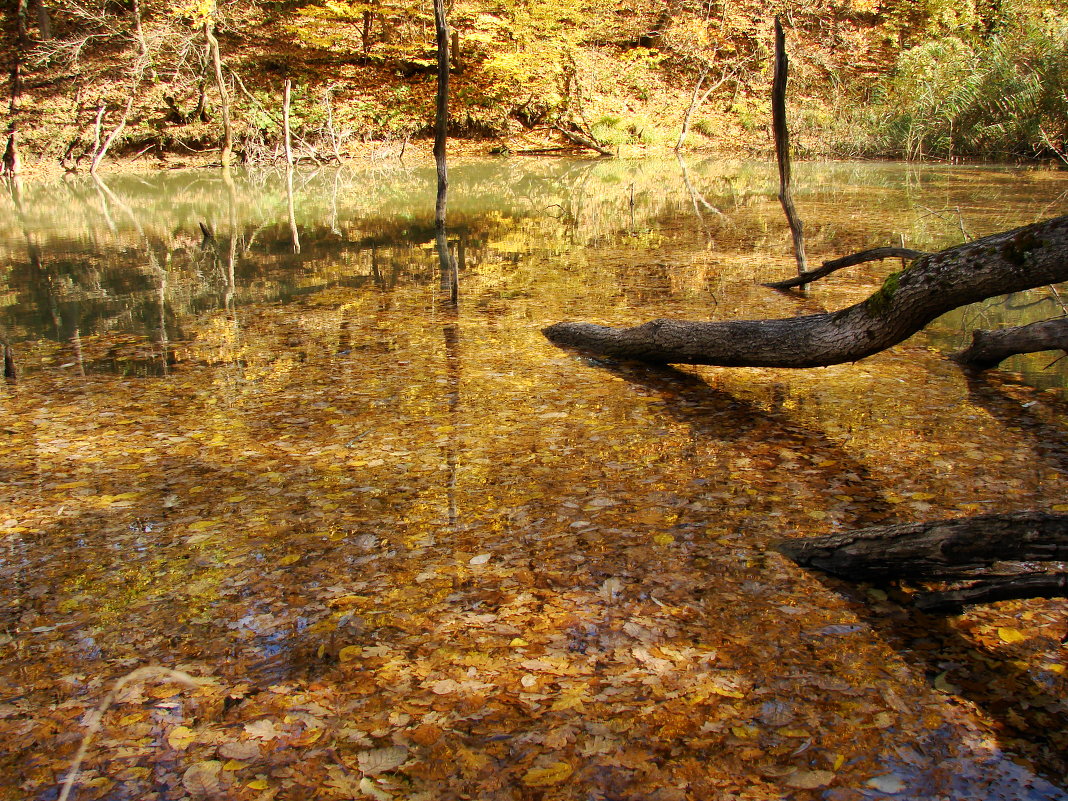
[998,627,1027,644]
[218,740,261,761]
[182,760,223,795]
[244,719,281,740]
[167,725,196,750]
[522,762,573,786]
[785,769,835,789]
[867,773,907,793]
[358,745,408,775]
[339,645,363,662]
[359,777,392,800]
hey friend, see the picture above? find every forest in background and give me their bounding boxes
[0,0,1067,170]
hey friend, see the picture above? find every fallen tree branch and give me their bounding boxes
[952,316,1068,371]
[543,214,1068,368]
[552,124,614,157]
[914,573,1068,614]
[764,247,929,291]
[773,511,1068,581]
[58,666,207,801]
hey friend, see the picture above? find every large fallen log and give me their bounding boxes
[774,511,1068,580]
[774,511,1068,613]
[544,215,1068,368]
[952,316,1068,370]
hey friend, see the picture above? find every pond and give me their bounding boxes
[1,159,1067,801]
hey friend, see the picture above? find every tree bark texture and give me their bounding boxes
[543,214,1068,368]
[772,17,806,276]
[764,247,929,291]
[952,316,1068,370]
[774,511,1068,581]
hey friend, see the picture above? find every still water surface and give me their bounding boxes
[1,159,1067,800]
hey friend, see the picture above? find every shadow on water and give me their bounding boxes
[571,358,1068,797]
[571,355,897,530]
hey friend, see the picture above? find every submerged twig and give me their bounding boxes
[58,666,207,801]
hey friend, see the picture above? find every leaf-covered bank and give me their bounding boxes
[1,0,1066,170]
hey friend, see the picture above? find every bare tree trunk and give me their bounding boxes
[433,0,449,230]
[286,166,300,253]
[89,94,135,173]
[2,0,28,179]
[543,214,1068,368]
[204,20,232,167]
[282,77,293,165]
[324,86,341,162]
[772,17,806,277]
[32,0,49,39]
[433,0,457,304]
[130,0,156,81]
[675,68,729,152]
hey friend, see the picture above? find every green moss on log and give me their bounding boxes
[865,270,902,315]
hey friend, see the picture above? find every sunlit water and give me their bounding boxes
[1,159,1067,800]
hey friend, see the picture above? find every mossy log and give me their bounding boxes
[544,215,1068,368]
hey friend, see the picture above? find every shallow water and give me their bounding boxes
[1,159,1067,800]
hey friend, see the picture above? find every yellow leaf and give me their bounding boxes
[278,554,301,566]
[226,494,247,503]
[188,520,217,531]
[730,725,758,739]
[222,760,249,771]
[1042,663,1065,674]
[910,492,936,500]
[1052,504,1068,512]
[247,777,269,790]
[522,762,573,786]
[167,725,196,750]
[652,533,674,546]
[509,638,529,647]
[997,627,1027,644]
[339,645,362,662]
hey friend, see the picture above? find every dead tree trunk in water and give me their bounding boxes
[775,511,1068,613]
[773,17,806,277]
[544,215,1068,367]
